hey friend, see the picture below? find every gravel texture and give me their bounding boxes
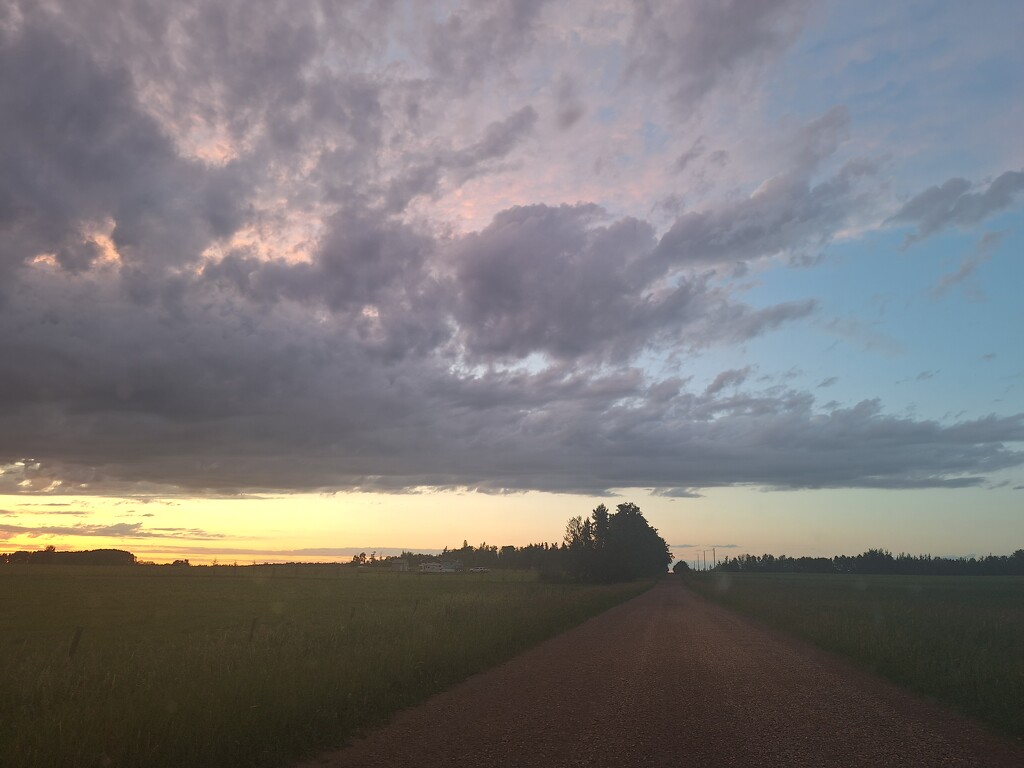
[296,579,1024,767]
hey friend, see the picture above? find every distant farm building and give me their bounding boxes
[392,559,409,572]
[419,560,462,573]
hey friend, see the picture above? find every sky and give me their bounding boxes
[1,0,1022,565]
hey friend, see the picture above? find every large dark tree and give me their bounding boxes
[563,502,671,582]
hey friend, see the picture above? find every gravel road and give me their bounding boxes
[297,579,1023,767]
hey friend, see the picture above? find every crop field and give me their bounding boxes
[686,572,1024,739]
[0,565,649,768]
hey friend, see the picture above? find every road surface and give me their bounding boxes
[297,580,1023,767]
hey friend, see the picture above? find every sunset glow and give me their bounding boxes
[1,0,1022,564]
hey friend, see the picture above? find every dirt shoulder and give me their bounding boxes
[296,579,1024,767]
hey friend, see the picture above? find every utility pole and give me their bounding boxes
[713,547,716,569]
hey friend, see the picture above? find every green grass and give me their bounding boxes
[0,565,649,768]
[686,572,1024,740]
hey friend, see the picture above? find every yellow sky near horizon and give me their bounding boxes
[3,484,1021,565]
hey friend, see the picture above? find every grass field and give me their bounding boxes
[686,572,1024,740]
[0,565,649,768]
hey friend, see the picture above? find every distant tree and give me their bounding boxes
[604,502,672,581]
[564,515,595,579]
[672,560,690,574]
[592,503,610,550]
[562,502,670,582]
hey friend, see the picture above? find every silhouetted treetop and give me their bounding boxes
[563,502,671,582]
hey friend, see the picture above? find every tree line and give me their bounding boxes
[3,502,672,583]
[710,548,1024,576]
[364,502,672,582]
[1,545,137,566]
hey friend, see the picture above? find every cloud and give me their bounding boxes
[892,171,1024,245]
[2,278,1021,495]
[384,105,538,212]
[1,507,88,517]
[817,377,838,388]
[627,0,811,112]
[0,521,223,539]
[553,74,585,130]
[0,1,1020,503]
[821,316,905,358]
[417,0,548,88]
[652,113,876,270]
[126,545,444,559]
[449,203,817,363]
[0,17,248,289]
[650,487,703,498]
[705,368,753,396]
[674,138,706,174]
[932,231,1004,298]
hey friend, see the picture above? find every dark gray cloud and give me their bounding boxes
[0,0,1020,503]
[1,268,1020,496]
[674,138,706,174]
[892,171,1024,245]
[705,368,753,396]
[418,0,548,87]
[650,488,703,498]
[23,0,392,150]
[789,106,850,171]
[553,74,585,130]
[653,112,875,269]
[384,106,538,212]
[0,17,248,286]
[451,204,814,362]
[932,231,1003,297]
[627,0,811,112]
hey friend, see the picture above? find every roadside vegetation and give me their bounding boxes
[712,547,1024,576]
[685,572,1024,739]
[0,565,649,768]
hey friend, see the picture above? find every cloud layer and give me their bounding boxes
[1,0,1022,498]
